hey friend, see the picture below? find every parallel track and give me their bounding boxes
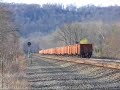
[37,55,120,70]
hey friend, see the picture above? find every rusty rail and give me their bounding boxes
[37,55,120,70]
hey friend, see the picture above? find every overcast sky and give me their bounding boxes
[1,0,120,7]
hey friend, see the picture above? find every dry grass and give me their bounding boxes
[0,56,29,89]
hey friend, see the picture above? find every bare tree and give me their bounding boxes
[53,23,88,46]
[0,8,21,72]
[103,23,120,58]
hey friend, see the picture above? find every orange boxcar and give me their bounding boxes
[39,44,93,58]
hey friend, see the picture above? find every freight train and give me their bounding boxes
[39,44,93,58]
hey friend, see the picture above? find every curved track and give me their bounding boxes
[27,55,120,90]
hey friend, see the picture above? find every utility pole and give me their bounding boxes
[1,59,3,89]
[1,32,4,89]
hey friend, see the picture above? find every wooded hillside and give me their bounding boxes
[1,3,120,37]
[1,3,120,59]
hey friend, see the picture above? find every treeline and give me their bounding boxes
[28,21,120,59]
[0,7,27,89]
[1,3,120,37]
[0,8,19,69]
[1,3,120,59]
[52,22,120,59]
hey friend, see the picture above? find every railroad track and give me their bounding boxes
[27,55,120,90]
[36,54,120,62]
[36,55,120,70]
